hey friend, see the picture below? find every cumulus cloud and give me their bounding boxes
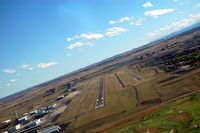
[147,13,200,38]
[6,84,10,87]
[119,17,131,23]
[196,3,200,7]
[80,33,104,42]
[135,18,146,26]
[66,33,104,49]
[3,69,16,74]
[21,64,30,69]
[109,20,116,24]
[28,67,34,70]
[66,35,79,42]
[21,64,34,71]
[142,2,153,8]
[37,61,58,69]
[10,79,16,82]
[67,53,72,56]
[173,0,190,5]
[105,27,127,37]
[67,33,103,43]
[145,9,174,18]
[67,42,85,49]
[108,16,134,25]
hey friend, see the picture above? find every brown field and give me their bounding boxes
[158,68,200,100]
[116,69,138,86]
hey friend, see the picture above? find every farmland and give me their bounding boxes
[0,26,200,133]
[101,91,200,133]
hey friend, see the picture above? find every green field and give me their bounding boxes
[106,92,200,133]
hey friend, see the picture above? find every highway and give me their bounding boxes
[95,76,104,109]
[125,70,143,81]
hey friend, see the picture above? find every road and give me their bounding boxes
[88,90,200,133]
[95,76,104,109]
[125,69,143,81]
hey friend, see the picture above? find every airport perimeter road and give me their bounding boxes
[125,70,143,81]
[95,76,104,109]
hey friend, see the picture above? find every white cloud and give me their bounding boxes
[67,53,72,56]
[66,35,79,42]
[67,38,73,42]
[6,84,10,87]
[0,81,2,83]
[67,42,85,49]
[28,67,34,70]
[142,2,153,8]
[173,0,190,5]
[21,64,34,71]
[80,33,104,42]
[109,20,116,24]
[21,64,30,69]
[119,17,131,23]
[105,27,127,37]
[3,69,16,74]
[136,18,146,26]
[10,79,16,82]
[147,13,200,38]
[37,61,58,69]
[145,9,174,18]
[66,33,104,49]
[196,3,200,7]
[67,33,103,43]
[109,16,134,25]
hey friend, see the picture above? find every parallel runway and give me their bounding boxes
[95,76,104,109]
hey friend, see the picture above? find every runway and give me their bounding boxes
[95,76,104,109]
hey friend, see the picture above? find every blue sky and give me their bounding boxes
[0,0,200,98]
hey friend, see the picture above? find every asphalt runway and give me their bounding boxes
[95,76,104,109]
